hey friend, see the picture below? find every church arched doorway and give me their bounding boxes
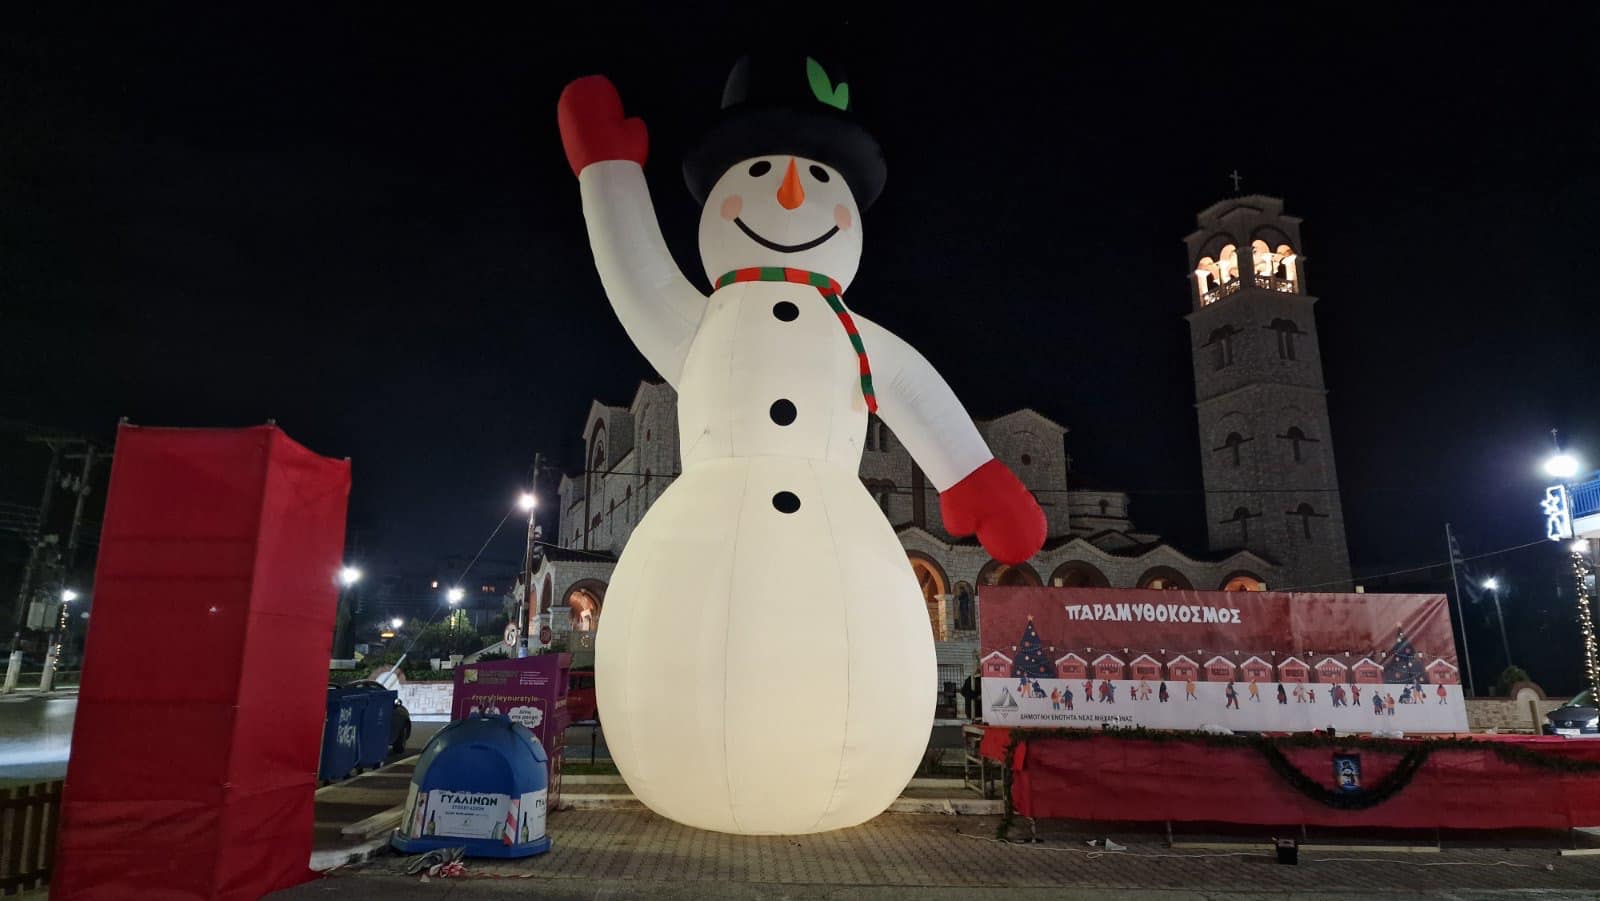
[977,559,1042,588]
[907,552,949,641]
[1049,561,1110,588]
[564,579,607,633]
[1220,571,1266,592]
[1136,566,1192,590]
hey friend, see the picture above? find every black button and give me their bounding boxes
[769,399,797,426]
[772,491,801,513]
[773,301,799,322]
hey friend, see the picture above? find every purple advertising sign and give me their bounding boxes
[452,653,571,810]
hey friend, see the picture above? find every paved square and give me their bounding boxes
[273,809,1600,900]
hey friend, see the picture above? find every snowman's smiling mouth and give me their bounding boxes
[733,218,839,253]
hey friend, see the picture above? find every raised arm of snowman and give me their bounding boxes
[557,59,1045,564]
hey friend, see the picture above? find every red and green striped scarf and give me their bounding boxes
[714,267,877,413]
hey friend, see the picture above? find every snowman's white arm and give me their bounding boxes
[852,315,993,491]
[578,160,706,386]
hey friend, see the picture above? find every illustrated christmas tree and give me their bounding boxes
[1010,616,1054,680]
[1381,628,1426,683]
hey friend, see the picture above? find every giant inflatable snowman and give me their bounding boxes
[557,54,1045,835]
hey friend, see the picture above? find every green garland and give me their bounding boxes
[994,727,1600,840]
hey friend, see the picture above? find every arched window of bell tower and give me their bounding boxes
[1251,239,1299,290]
[1274,244,1299,284]
[1216,244,1240,284]
[1195,256,1221,295]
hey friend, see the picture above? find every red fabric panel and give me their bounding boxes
[984,728,1600,830]
[54,425,349,900]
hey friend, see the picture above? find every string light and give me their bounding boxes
[1573,547,1597,695]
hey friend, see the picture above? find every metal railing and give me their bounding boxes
[0,781,62,896]
[1201,274,1299,305]
[1571,476,1600,520]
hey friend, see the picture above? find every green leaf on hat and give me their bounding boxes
[805,57,849,111]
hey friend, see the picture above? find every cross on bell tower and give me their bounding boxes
[1182,195,1352,591]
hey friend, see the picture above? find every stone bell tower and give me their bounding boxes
[1184,194,1353,591]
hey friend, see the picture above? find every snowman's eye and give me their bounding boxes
[809,165,830,183]
[748,161,772,177]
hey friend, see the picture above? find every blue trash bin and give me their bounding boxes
[318,686,368,782]
[392,714,551,858]
[356,686,397,768]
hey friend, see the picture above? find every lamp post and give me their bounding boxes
[1480,577,1514,674]
[1543,433,1597,696]
[444,586,465,658]
[516,489,538,658]
[332,565,363,659]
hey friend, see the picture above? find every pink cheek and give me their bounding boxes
[834,204,853,231]
[720,195,743,220]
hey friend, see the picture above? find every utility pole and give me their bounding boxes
[64,445,98,569]
[1485,581,1513,673]
[1444,522,1477,697]
[11,441,63,654]
[517,452,544,658]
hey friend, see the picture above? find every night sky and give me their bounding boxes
[4,8,1596,685]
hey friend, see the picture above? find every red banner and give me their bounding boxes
[54,425,350,900]
[980,587,1467,734]
[980,730,1600,829]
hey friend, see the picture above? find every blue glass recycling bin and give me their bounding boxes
[319,686,368,782]
[392,714,551,858]
[355,685,397,767]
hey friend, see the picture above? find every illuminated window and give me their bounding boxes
[1195,256,1221,294]
[1216,244,1240,284]
[1252,240,1299,286]
[1222,573,1266,591]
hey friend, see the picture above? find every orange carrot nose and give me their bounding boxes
[776,158,805,210]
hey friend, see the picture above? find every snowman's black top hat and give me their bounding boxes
[683,53,886,210]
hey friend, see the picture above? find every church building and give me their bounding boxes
[535,195,1354,688]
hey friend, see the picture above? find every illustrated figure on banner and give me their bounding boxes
[558,53,1046,835]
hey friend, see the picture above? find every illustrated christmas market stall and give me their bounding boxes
[977,586,1600,834]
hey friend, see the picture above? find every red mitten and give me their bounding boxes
[939,459,1046,565]
[557,75,648,177]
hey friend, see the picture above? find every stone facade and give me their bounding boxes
[547,388,1277,687]
[1185,195,1354,592]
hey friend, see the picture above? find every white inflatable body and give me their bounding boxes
[579,157,992,834]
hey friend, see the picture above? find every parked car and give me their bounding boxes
[336,679,413,754]
[568,667,598,723]
[1543,690,1598,737]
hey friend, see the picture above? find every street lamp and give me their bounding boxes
[338,566,363,587]
[61,589,78,603]
[517,487,541,659]
[1480,577,1514,673]
[391,617,404,630]
[1546,452,1582,480]
[447,587,465,604]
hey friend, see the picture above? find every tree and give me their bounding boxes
[409,621,480,660]
[1495,664,1531,697]
[1010,617,1054,680]
[1382,629,1426,683]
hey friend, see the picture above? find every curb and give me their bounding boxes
[310,834,393,872]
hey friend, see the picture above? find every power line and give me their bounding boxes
[1279,538,1553,592]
